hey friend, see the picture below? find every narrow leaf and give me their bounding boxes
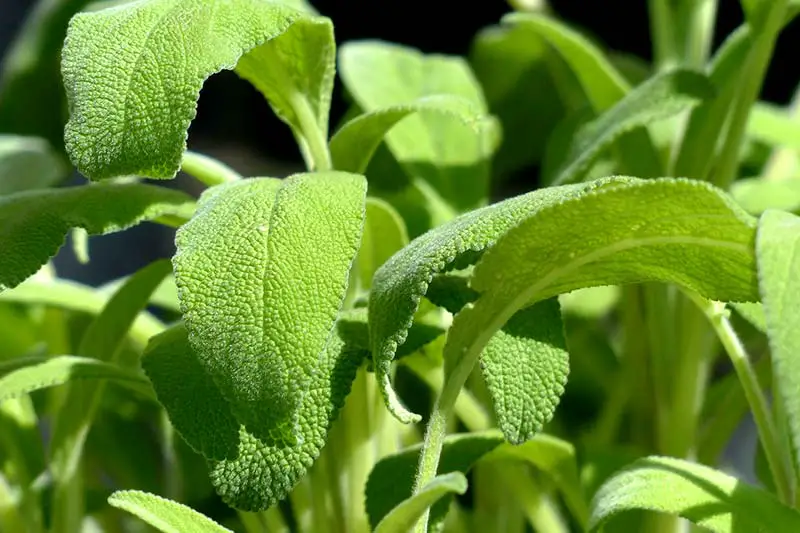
[358,198,409,290]
[108,490,232,533]
[174,173,365,445]
[330,95,490,175]
[0,356,154,404]
[589,456,800,532]
[481,299,568,444]
[374,473,467,533]
[339,41,497,211]
[144,316,368,509]
[63,0,333,179]
[757,209,800,471]
[369,180,593,423]
[0,184,194,292]
[550,69,715,186]
[0,135,67,195]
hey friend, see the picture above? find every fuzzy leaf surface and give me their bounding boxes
[108,490,232,533]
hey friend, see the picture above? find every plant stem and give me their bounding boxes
[679,0,718,68]
[180,151,241,186]
[690,295,794,505]
[712,0,788,189]
[649,0,679,69]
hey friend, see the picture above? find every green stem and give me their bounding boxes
[180,151,241,186]
[262,506,290,533]
[679,0,718,68]
[690,295,794,505]
[712,0,788,189]
[342,367,372,533]
[649,0,679,69]
[290,90,332,172]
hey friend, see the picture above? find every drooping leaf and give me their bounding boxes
[357,198,409,290]
[481,298,568,444]
[144,315,368,509]
[174,173,365,446]
[369,180,593,423]
[757,209,800,471]
[0,183,194,292]
[338,41,497,212]
[589,456,800,532]
[62,0,334,180]
[549,69,714,186]
[0,135,67,195]
[0,356,154,404]
[330,95,490,176]
[731,177,800,215]
[374,473,467,533]
[108,490,232,533]
[444,179,758,402]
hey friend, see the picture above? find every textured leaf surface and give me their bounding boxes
[550,69,714,186]
[174,173,365,445]
[589,456,800,531]
[757,210,800,471]
[0,184,194,292]
[108,490,232,533]
[445,179,758,402]
[62,0,332,179]
[374,473,467,533]
[339,41,496,211]
[0,135,67,195]
[144,317,367,509]
[0,356,153,404]
[330,95,489,175]
[481,299,568,444]
[369,180,592,422]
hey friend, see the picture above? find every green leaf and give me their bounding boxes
[369,180,593,423]
[108,490,232,533]
[366,431,504,529]
[589,456,800,531]
[374,473,467,533]
[0,183,194,292]
[502,13,628,110]
[549,69,715,186]
[0,135,67,195]
[425,271,479,314]
[469,22,566,175]
[0,356,154,404]
[338,41,497,211]
[757,209,800,472]
[174,172,365,446]
[481,299,568,444]
[142,324,239,461]
[357,197,409,290]
[731,177,800,215]
[732,301,767,333]
[144,317,368,509]
[330,95,490,176]
[747,102,800,152]
[62,0,333,180]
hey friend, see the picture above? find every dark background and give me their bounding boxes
[2,0,800,286]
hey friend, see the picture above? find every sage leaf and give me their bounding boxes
[481,299,568,444]
[330,95,490,176]
[757,209,800,471]
[445,179,758,394]
[142,324,240,461]
[731,177,800,215]
[144,317,368,509]
[550,69,715,186]
[369,180,592,423]
[174,172,365,446]
[62,0,333,180]
[0,183,194,292]
[747,102,800,152]
[339,41,497,211]
[373,473,467,533]
[108,490,232,533]
[0,135,67,195]
[589,456,800,532]
[0,356,154,404]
